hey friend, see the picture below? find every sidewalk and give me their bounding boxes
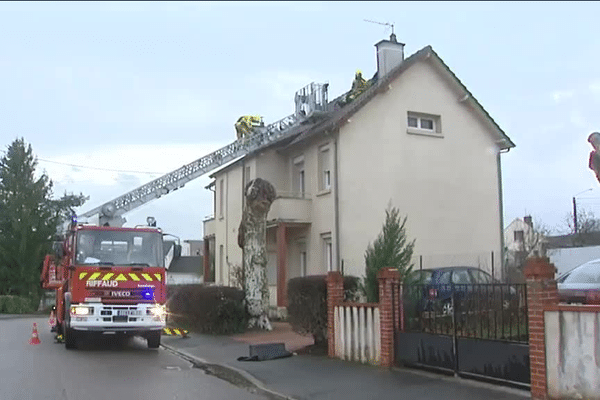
[161,322,530,400]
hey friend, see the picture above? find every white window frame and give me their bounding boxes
[322,233,333,272]
[407,112,442,137]
[318,145,332,193]
[292,155,305,198]
[219,179,225,218]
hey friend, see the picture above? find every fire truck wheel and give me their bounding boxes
[64,327,77,349]
[147,331,161,349]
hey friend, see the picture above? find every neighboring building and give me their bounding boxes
[504,216,546,256]
[546,232,600,276]
[183,240,203,256]
[203,35,515,308]
[503,216,547,282]
[166,256,204,285]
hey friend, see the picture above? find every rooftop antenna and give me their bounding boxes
[364,19,396,40]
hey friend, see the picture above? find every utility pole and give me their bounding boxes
[573,188,593,234]
[573,197,578,234]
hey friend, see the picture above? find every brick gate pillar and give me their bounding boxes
[524,257,558,400]
[327,271,343,358]
[378,267,400,368]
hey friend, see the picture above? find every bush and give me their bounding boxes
[0,295,35,314]
[166,284,248,335]
[364,205,415,302]
[287,275,360,345]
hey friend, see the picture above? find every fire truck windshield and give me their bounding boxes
[76,230,164,267]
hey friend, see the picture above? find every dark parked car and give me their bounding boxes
[557,259,600,304]
[406,266,516,315]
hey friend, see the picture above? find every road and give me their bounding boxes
[0,317,266,400]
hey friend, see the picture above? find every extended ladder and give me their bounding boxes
[80,82,330,226]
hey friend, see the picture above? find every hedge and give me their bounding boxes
[166,284,248,335]
[0,295,36,314]
[287,275,359,345]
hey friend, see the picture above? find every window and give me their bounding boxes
[452,270,472,284]
[244,166,251,188]
[219,245,224,283]
[322,233,333,271]
[318,145,331,191]
[514,230,524,242]
[420,118,434,130]
[470,270,492,284]
[293,156,305,197]
[219,179,224,218]
[407,112,442,136]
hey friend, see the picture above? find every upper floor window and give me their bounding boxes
[407,112,442,137]
[292,156,305,198]
[318,145,331,192]
[219,179,225,218]
[244,166,251,189]
[514,230,524,242]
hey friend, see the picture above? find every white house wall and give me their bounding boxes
[215,164,244,285]
[337,58,502,279]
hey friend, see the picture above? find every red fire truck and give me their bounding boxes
[41,221,174,349]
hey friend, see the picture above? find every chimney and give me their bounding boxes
[524,215,533,228]
[375,33,405,78]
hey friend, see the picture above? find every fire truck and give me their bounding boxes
[40,81,330,349]
[40,219,177,349]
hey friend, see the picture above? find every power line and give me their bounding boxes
[37,158,166,175]
[0,149,166,175]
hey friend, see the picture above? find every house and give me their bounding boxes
[166,256,204,285]
[202,35,515,310]
[183,240,203,256]
[503,216,547,281]
[163,240,204,285]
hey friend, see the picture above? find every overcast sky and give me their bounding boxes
[1,1,600,240]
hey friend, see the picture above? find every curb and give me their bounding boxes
[161,342,297,400]
[390,366,531,398]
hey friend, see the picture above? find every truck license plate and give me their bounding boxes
[117,310,142,316]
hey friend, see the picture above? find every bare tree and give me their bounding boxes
[564,208,600,236]
[237,178,276,331]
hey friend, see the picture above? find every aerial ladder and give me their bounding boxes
[79,82,330,227]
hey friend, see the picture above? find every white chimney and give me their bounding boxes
[375,33,405,78]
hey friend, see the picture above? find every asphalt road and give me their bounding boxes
[0,317,266,400]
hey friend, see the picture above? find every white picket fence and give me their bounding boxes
[333,304,381,365]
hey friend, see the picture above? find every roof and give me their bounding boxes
[169,256,203,274]
[546,232,600,249]
[209,44,514,180]
[289,45,514,150]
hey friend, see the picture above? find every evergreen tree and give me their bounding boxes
[0,138,86,303]
[364,205,416,302]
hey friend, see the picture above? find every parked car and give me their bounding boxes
[557,258,600,304]
[405,266,517,315]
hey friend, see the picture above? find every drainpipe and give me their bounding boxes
[333,131,341,272]
[497,147,509,281]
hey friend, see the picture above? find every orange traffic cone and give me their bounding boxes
[29,323,41,345]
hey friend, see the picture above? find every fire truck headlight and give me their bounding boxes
[71,306,93,316]
[149,305,166,318]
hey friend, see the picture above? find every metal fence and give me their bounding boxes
[401,283,528,343]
